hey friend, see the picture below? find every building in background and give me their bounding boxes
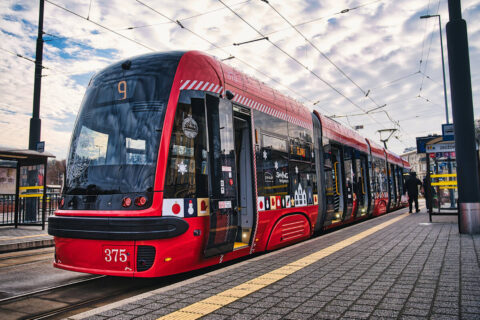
[401,150,427,181]
[0,160,16,194]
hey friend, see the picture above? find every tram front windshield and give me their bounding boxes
[65,54,180,195]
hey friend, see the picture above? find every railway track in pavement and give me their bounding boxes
[0,247,242,320]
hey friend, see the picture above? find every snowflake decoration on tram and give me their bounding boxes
[177,161,188,175]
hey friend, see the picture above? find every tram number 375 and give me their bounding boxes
[104,248,128,263]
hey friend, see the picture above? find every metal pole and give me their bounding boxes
[14,161,20,228]
[446,0,480,234]
[29,0,44,150]
[435,15,456,208]
[42,159,47,230]
[438,15,450,124]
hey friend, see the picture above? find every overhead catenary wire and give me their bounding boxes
[418,0,433,68]
[262,1,410,136]
[135,0,328,113]
[42,0,397,132]
[217,0,367,111]
[45,0,156,52]
[44,0,252,40]
[203,0,383,55]
[418,0,441,93]
[37,0,412,148]
[262,0,382,37]
[370,71,421,90]
[264,1,371,98]
[0,47,48,68]
[218,0,411,143]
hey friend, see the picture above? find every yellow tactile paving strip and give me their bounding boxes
[157,212,410,320]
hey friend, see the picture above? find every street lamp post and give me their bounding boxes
[420,14,449,124]
[29,0,45,150]
[420,14,456,209]
[446,0,480,234]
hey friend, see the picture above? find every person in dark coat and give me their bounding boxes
[404,172,422,213]
[423,177,434,212]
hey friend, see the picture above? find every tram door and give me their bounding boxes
[204,95,239,258]
[343,147,354,217]
[324,145,345,223]
[233,107,254,248]
[355,155,369,216]
[388,164,397,210]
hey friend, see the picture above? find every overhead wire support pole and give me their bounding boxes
[446,0,480,234]
[29,0,45,151]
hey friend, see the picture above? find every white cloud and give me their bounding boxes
[0,0,479,160]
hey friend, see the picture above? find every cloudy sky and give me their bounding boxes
[1,0,479,159]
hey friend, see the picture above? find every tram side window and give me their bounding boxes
[289,124,313,162]
[289,160,315,206]
[396,167,404,195]
[260,133,289,197]
[368,155,375,196]
[343,148,355,202]
[389,164,396,198]
[254,109,289,198]
[373,157,387,194]
[164,98,208,198]
[323,142,335,198]
[288,123,315,206]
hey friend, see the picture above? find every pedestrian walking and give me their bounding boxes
[404,172,422,213]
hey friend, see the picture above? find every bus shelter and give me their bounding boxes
[424,137,458,222]
[0,147,55,229]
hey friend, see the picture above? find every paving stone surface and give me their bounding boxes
[73,208,480,320]
[0,225,53,252]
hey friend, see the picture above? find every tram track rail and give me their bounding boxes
[0,272,175,320]
[0,275,105,304]
[0,259,240,320]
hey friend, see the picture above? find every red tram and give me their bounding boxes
[48,51,410,277]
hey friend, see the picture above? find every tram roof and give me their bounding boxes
[315,112,369,153]
[365,139,386,159]
[177,51,313,131]
[386,149,404,166]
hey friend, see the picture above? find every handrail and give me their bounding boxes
[334,162,340,196]
[361,167,366,195]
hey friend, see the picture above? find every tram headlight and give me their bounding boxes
[122,197,132,208]
[135,196,147,207]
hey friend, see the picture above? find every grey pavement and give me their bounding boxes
[71,206,480,320]
[0,225,53,253]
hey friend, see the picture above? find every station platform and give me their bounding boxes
[70,206,480,320]
[0,225,53,253]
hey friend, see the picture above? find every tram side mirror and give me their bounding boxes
[121,60,132,70]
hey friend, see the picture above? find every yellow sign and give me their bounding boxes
[19,186,44,198]
[431,173,457,178]
[431,181,457,186]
